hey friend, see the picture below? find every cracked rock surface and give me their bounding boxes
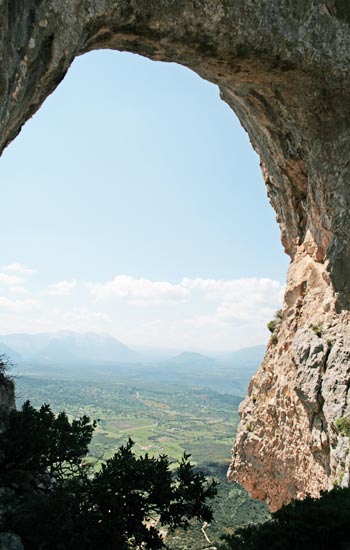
[2,1,350,510]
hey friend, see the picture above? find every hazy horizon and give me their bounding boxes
[0,328,266,356]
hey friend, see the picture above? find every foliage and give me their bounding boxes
[311,324,323,338]
[0,401,217,549]
[267,309,283,335]
[166,465,270,549]
[220,487,350,550]
[267,320,277,333]
[0,400,95,482]
[0,354,13,384]
[0,354,9,378]
[335,416,350,437]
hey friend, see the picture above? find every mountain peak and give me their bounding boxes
[0,331,139,364]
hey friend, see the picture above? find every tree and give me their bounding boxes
[0,401,96,482]
[0,401,216,549]
[0,354,14,392]
[0,354,9,378]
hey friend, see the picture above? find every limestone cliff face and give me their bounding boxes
[229,249,350,510]
[1,1,350,510]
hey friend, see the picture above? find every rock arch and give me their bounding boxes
[2,1,350,510]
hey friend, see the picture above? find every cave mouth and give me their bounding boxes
[0,48,289,531]
[3,2,349,511]
[0,49,287,352]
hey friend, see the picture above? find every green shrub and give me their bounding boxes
[311,324,323,338]
[335,416,350,437]
[267,310,283,334]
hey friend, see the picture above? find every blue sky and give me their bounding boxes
[0,51,289,351]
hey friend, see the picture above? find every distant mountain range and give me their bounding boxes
[0,331,265,370]
[0,331,139,364]
[0,341,22,362]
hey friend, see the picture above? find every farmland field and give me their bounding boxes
[15,361,269,548]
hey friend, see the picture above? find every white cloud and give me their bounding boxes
[184,315,222,327]
[2,262,37,274]
[43,280,77,296]
[87,274,283,317]
[62,308,110,323]
[0,296,40,313]
[182,277,284,323]
[55,308,111,333]
[88,275,189,305]
[0,273,22,285]
[0,263,37,289]
[9,286,30,295]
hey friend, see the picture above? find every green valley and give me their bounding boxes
[15,360,269,548]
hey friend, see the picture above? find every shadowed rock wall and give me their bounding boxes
[1,0,350,510]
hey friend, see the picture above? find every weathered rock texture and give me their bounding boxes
[1,1,350,510]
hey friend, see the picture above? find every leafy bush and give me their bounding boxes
[335,416,350,437]
[311,324,323,338]
[220,487,350,550]
[0,401,217,549]
[267,310,283,334]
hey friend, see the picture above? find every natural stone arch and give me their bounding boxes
[2,1,350,510]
